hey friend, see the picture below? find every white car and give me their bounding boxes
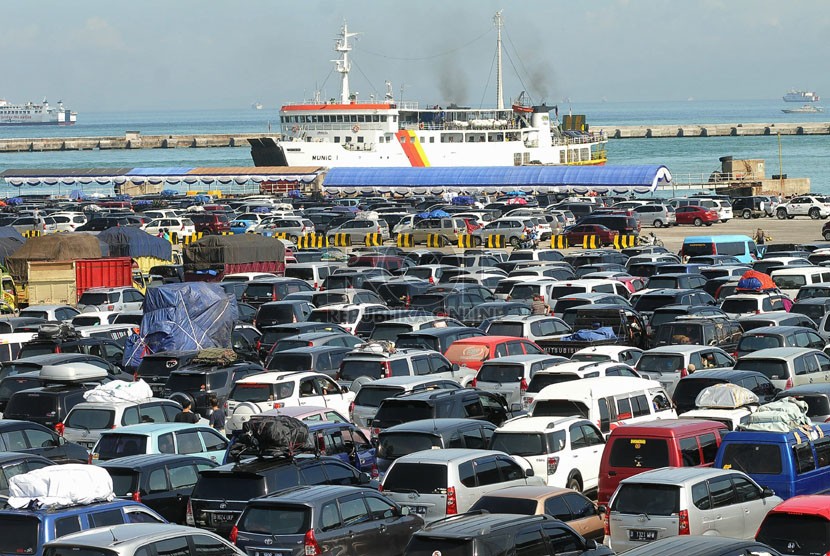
[142,217,196,237]
[77,287,145,312]
[50,212,87,232]
[776,195,830,219]
[225,371,355,433]
[71,310,119,327]
[571,345,644,365]
[522,361,643,410]
[490,416,605,492]
[306,302,387,334]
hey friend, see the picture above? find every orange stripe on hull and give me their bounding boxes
[394,130,427,167]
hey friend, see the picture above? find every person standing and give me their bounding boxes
[531,294,549,315]
[208,396,225,434]
[174,399,200,424]
[755,228,766,246]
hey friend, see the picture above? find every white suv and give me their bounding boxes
[225,371,354,433]
[776,195,830,219]
[306,303,387,334]
[490,416,605,493]
[61,398,185,449]
[77,286,145,312]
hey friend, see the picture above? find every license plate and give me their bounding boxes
[402,505,427,515]
[212,513,236,524]
[628,529,657,542]
[255,552,278,556]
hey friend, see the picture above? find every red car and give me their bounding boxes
[675,205,719,226]
[564,224,619,246]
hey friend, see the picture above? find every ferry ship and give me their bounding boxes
[250,14,606,168]
[0,98,76,126]
[783,89,820,103]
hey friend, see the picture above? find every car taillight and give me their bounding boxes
[87,452,93,465]
[381,361,392,378]
[436,311,448,317]
[304,529,321,556]
[547,456,559,475]
[55,422,64,436]
[273,402,285,409]
[519,377,528,394]
[186,500,195,526]
[680,367,688,378]
[428,276,434,285]
[54,345,61,354]
[132,490,141,502]
[786,377,794,389]
[272,291,278,301]
[603,506,611,536]
[313,282,318,290]
[229,525,238,544]
[470,377,477,388]
[446,486,458,515]
[405,295,411,307]
[678,509,690,535]
[371,427,380,440]
[371,463,379,479]
[255,340,261,351]
[349,401,355,420]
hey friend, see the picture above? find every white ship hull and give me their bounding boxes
[0,99,77,126]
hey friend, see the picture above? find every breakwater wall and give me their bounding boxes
[0,132,267,153]
[596,122,830,139]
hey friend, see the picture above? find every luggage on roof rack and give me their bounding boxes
[228,415,312,461]
[8,464,115,509]
[352,340,396,355]
[695,384,759,409]
[39,362,107,383]
[738,396,813,432]
[192,348,238,366]
[37,322,80,341]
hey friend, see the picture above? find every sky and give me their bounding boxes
[2,0,829,112]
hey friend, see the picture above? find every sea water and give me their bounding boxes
[0,99,827,195]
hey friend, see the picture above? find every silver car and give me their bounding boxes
[350,375,462,427]
[255,216,315,240]
[608,467,781,553]
[327,218,390,243]
[633,204,676,228]
[43,523,244,556]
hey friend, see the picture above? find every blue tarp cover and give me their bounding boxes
[123,282,238,368]
[561,327,617,342]
[0,237,23,267]
[98,227,173,260]
[416,210,451,219]
[0,227,24,241]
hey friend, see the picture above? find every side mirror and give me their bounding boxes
[584,540,598,550]
[525,468,534,477]
[358,472,371,485]
[510,403,523,413]
[400,506,410,516]
[761,487,775,498]
[341,386,350,394]
[597,504,607,515]
[452,363,460,372]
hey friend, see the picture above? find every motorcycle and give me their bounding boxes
[638,232,664,247]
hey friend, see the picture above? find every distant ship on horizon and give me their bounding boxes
[783,89,820,102]
[0,98,77,126]
[252,102,263,110]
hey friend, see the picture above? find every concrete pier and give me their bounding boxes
[0,132,269,153]
[597,122,830,139]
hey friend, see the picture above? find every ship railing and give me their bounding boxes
[670,172,765,187]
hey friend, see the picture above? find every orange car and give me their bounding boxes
[444,335,544,372]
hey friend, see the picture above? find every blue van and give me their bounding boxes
[714,424,830,500]
[0,499,165,556]
[680,235,759,264]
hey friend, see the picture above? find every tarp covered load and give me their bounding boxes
[83,379,154,403]
[561,327,617,342]
[740,397,812,432]
[184,235,285,271]
[695,384,759,409]
[6,233,103,283]
[98,226,172,260]
[8,464,114,509]
[0,236,23,267]
[228,415,310,461]
[736,270,776,292]
[0,226,24,241]
[123,282,238,369]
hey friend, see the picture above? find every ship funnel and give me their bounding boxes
[530,105,552,147]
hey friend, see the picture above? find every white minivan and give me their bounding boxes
[529,376,677,437]
[771,266,830,299]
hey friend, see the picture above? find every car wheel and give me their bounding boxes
[473,236,482,247]
[567,473,583,492]
[653,220,663,228]
[810,208,821,220]
[777,209,788,219]
[289,234,299,243]
[693,218,703,227]
[742,209,752,219]
[823,231,830,241]
[510,236,520,248]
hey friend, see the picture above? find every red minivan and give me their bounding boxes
[597,419,727,505]
[444,336,545,373]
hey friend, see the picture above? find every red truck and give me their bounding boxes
[20,257,135,307]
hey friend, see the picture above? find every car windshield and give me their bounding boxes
[354,386,404,408]
[258,305,299,323]
[107,470,139,497]
[231,382,291,402]
[486,323,524,337]
[245,284,276,298]
[649,310,687,328]
[373,401,435,427]
[167,372,226,391]
[239,505,311,535]
[377,432,442,460]
[737,335,783,352]
[403,538,472,556]
[637,354,684,374]
[192,475,268,500]
[790,394,830,417]
[470,496,537,515]
[608,438,670,468]
[79,292,114,305]
[308,309,358,324]
[6,393,58,419]
[313,294,348,306]
[396,336,438,351]
[268,353,313,372]
[532,400,589,419]
[757,514,830,554]
[634,295,678,313]
[612,484,680,516]
[683,242,715,258]
[339,360,384,381]
[509,285,537,301]
[285,267,315,281]
[478,364,524,383]
[571,353,612,362]
[73,316,105,327]
[734,359,789,381]
[672,378,724,409]
[526,373,579,392]
[0,516,39,555]
[490,432,555,456]
[372,324,412,342]
[95,434,147,461]
[720,443,783,474]
[65,408,115,430]
[656,324,705,345]
[382,462,447,494]
[721,299,759,313]
[792,304,826,322]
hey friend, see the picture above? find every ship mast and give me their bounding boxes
[494,11,504,110]
[334,22,359,104]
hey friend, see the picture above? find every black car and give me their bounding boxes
[376,418,497,474]
[257,323,350,361]
[645,273,708,291]
[653,317,744,353]
[362,276,432,308]
[100,454,218,524]
[671,369,780,414]
[0,452,54,497]
[189,454,373,537]
[241,278,314,308]
[18,337,126,368]
[0,316,46,334]
[0,420,89,463]
[4,384,91,429]
[735,325,826,358]
[265,345,353,377]
[396,326,487,354]
[371,388,512,433]
[235,485,423,556]
[322,269,390,291]
[163,361,265,419]
[619,536,781,556]
[633,288,716,320]
[410,284,496,323]
[135,350,200,396]
[404,512,611,556]
[253,300,314,329]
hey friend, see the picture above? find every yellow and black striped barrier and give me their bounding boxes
[364,233,384,247]
[169,232,202,245]
[396,233,414,248]
[457,234,477,248]
[329,233,352,247]
[426,234,446,248]
[551,235,568,249]
[220,231,233,236]
[485,234,505,249]
[270,232,289,240]
[581,235,600,249]
[613,234,638,249]
[297,233,328,249]
[22,230,41,239]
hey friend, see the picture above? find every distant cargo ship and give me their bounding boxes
[0,98,76,126]
[783,89,820,103]
[782,104,823,114]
